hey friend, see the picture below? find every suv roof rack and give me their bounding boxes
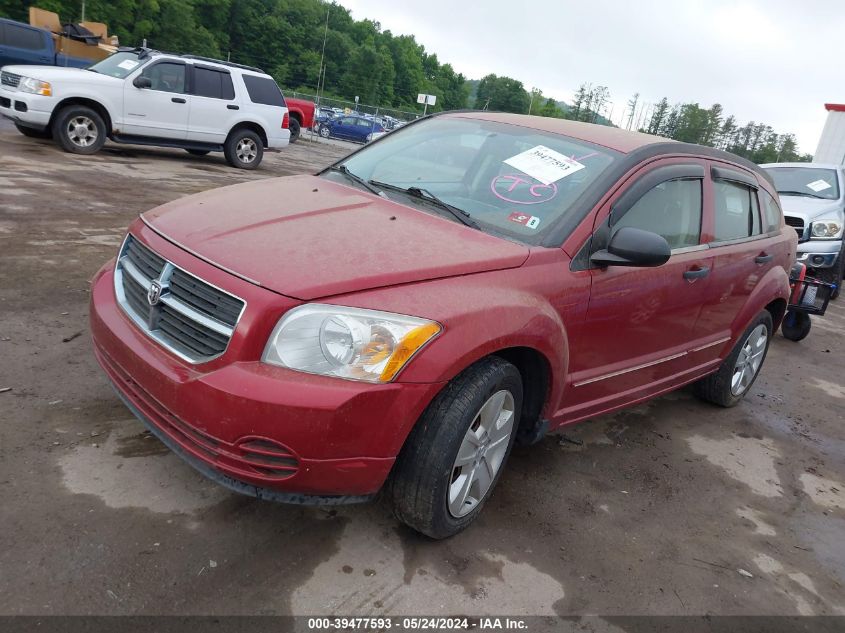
[179,55,265,74]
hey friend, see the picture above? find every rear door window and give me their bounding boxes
[242,75,285,107]
[713,181,760,242]
[3,23,43,50]
[192,66,235,100]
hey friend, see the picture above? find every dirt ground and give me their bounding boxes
[1,116,844,618]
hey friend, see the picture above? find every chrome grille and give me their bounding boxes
[784,215,805,239]
[1,71,21,88]
[114,235,245,363]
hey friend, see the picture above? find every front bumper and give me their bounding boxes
[797,239,842,269]
[0,87,52,130]
[89,228,444,501]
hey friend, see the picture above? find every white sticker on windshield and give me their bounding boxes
[503,145,585,185]
[807,179,832,192]
[117,59,139,71]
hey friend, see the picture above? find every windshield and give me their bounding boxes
[332,116,618,244]
[766,167,840,201]
[88,51,149,79]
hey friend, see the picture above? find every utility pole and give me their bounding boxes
[81,0,86,21]
[316,5,330,109]
[528,87,538,115]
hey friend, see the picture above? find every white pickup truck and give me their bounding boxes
[0,47,291,169]
[761,162,845,298]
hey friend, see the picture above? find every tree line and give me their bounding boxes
[0,0,810,159]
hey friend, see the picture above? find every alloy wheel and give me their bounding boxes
[731,324,768,396]
[66,116,98,148]
[447,390,515,518]
[236,138,257,163]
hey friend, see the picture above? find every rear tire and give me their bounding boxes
[15,123,52,139]
[389,357,522,539]
[288,117,301,142]
[781,310,811,342]
[186,149,210,156]
[223,128,263,170]
[52,105,106,155]
[693,311,773,407]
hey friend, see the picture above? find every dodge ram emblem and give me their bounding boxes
[147,280,163,306]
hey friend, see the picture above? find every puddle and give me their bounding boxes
[58,418,228,513]
[687,434,783,497]
[290,516,565,615]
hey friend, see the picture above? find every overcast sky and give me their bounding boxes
[342,0,844,154]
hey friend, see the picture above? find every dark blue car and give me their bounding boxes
[318,114,385,143]
[0,18,92,68]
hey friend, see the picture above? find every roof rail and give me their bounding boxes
[179,55,265,74]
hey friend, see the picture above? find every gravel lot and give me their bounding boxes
[1,116,844,618]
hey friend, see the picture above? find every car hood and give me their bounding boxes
[142,175,530,300]
[779,194,844,222]
[1,65,118,84]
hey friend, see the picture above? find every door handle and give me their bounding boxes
[683,266,710,281]
[227,104,239,110]
[171,97,186,104]
[755,253,773,264]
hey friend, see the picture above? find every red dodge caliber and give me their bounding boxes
[90,112,796,538]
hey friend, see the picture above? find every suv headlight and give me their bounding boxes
[810,219,843,239]
[18,76,52,96]
[262,304,441,383]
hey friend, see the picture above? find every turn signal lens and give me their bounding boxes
[380,322,442,382]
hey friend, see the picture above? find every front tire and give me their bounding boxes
[15,123,52,139]
[319,125,331,138]
[693,311,773,407]
[224,129,263,170]
[389,357,522,539]
[52,105,106,155]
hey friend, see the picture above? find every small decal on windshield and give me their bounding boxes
[504,145,585,185]
[508,212,541,229]
[806,179,832,192]
[117,59,140,70]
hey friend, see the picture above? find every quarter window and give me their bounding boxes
[713,181,760,241]
[242,75,285,107]
[612,179,702,249]
[760,190,782,232]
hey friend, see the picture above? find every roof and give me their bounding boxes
[445,111,674,154]
[824,104,845,113]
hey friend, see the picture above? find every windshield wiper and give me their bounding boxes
[778,190,826,199]
[368,180,481,230]
[327,164,384,196]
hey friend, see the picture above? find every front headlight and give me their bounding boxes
[18,76,52,96]
[262,304,441,383]
[810,219,843,239]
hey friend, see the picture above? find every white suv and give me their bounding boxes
[0,48,290,169]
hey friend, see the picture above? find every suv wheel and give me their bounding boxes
[693,310,773,407]
[389,357,522,539]
[52,105,106,155]
[15,123,52,139]
[288,117,301,142]
[814,250,844,300]
[224,129,263,170]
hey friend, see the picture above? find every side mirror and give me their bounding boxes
[590,226,671,268]
[133,76,152,89]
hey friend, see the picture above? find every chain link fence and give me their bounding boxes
[286,91,422,124]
